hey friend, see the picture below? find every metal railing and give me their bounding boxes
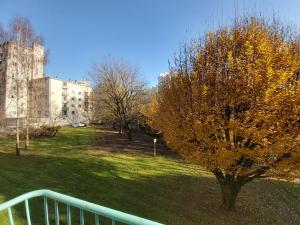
[0,189,164,225]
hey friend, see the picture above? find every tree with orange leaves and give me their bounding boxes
[156,18,300,210]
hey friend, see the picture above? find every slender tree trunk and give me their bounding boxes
[15,88,21,156]
[16,117,20,156]
[25,125,29,150]
[125,122,132,140]
[119,124,123,134]
[25,80,30,151]
[25,86,29,150]
[127,128,132,140]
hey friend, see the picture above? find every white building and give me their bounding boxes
[30,77,92,126]
[0,41,92,127]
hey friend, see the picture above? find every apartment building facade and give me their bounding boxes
[0,41,92,127]
[31,77,92,126]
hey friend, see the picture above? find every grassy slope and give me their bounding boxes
[0,127,298,225]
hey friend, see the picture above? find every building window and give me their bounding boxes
[11,95,14,98]
[71,104,75,107]
[78,104,82,108]
[63,110,67,116]
[71,97,75,101]
[78,98,82,101]
[78,91,81,95]
[71,111,75,115]
[45,110,49,116]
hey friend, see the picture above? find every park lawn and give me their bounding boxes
[0,127,299,225]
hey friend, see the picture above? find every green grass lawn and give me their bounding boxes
[0,127,299,225]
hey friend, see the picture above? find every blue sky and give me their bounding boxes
[1,0,300,87]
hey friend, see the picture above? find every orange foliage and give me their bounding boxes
[140,95,159,129]
[155,18,300,209]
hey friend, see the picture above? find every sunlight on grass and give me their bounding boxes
[0,127,298,225]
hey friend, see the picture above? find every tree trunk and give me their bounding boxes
[219,179,241,211]
[126,123,132,140]
[16,117,20,156]
[119,124,123,134]
[25,80,30,151]
[25,126,29,150]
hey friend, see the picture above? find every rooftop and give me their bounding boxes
[45,75,92,87]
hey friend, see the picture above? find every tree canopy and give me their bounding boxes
[155,18,300,210]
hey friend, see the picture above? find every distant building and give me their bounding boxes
[0,41,92,127]
[30,77,92,126]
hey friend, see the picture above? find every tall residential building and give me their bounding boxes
[0,42,44,122]
[0,42,92,127]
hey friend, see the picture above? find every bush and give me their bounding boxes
[30,125,61,138]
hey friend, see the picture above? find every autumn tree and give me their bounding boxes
[155,18,300,210]
[91,58,145,140]
[139,88,159,134]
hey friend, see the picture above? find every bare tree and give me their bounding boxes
[0,24,8,126]
[10,18,32,154]
[0,24,8,44]
[3,17,46,155]
[91,58,145,140]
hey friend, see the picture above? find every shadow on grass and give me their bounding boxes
[0,151,299,225]
[95,127,178,157]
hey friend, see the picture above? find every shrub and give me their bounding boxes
[30,125,61,138]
